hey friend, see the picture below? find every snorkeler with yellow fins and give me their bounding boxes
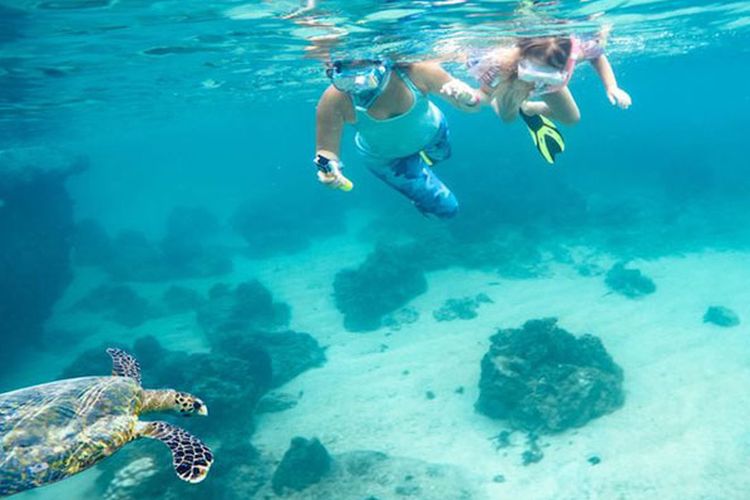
[314,58,481,218]
[312,31,630,215]
[467,30,631,164]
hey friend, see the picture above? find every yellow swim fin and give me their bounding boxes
[519,109,565,164]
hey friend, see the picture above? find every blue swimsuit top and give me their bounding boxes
[353,67,443,160]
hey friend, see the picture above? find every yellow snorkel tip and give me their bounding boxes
[337,177,353,192]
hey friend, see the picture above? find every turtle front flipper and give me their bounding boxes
[106,348,142,385]
[134,421,213,483]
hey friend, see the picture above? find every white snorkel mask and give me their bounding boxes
[517,36,580,95]
[327,59,392,109]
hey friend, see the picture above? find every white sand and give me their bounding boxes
[251,245,750,500]
[8,219,750,499]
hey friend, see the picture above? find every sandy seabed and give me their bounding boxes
[8,229,750,500]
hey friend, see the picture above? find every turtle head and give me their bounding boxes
[174,391,209,416]
[140,389,209,416]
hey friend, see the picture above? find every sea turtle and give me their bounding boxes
[0,348,213,496]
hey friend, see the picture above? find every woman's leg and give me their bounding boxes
[540,87,581,124]
[363,128,458,219]
[522,87,581,124]
[367,155,458,218]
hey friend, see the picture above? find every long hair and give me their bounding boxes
[516,36,573,70]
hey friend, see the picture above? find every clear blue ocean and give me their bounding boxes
[1,1,750,499]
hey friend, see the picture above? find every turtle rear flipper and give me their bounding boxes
[106,348,142,386]
[135,421,213,483]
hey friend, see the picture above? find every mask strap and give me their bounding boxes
[561,36,581,86]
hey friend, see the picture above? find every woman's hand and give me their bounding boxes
[316,165,353,191]
[606,86,632,109]
[440,79,482,110]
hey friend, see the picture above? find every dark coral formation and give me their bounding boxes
[195,279,325,387]
[433,293,493,322]
[476,319,624,434]
[209,329,325,389]
[604,262,656,298]
[333,245,428,332]
[73,284,156,328]
[0,148,86,371]
[71,206,232,282]
[197,280,290,336]
[271,437,331,495]
[703,306,740,327]
[62,323,326,499]
[60,332,277,440]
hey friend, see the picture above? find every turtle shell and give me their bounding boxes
[0,376,143,496]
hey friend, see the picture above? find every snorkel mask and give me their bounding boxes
[326,59,392,109]
[517,36,580,94]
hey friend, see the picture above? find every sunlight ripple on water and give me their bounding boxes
[0,0,748,127]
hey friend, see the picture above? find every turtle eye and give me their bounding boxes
[193,401,202,410]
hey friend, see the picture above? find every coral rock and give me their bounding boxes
[604,262,656,298]
[703,306,740,327]
[272,437,331,494]
[476,318,625,434]
[334,245,427,332]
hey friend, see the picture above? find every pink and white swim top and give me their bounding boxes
[466,34,606,95]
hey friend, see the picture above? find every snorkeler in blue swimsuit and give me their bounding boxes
[313,58,482,218]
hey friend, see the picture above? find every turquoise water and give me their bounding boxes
[2,1,750,499]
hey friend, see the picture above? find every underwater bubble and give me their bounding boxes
[201,79,223,89]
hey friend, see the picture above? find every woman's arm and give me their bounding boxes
[315,86,348,159]
[590,55,632,109]
[479,47,531,122]
[315,87,353,189]
[408,62,483,112]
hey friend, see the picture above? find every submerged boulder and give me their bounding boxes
[604,262,656,298]
[210,330,326,389]
[272,437,331,495]
[703,306,740,328]
[195,279,326,387]
[197,279,291,336]
[476,318,625,434]
[333,245,428,332]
